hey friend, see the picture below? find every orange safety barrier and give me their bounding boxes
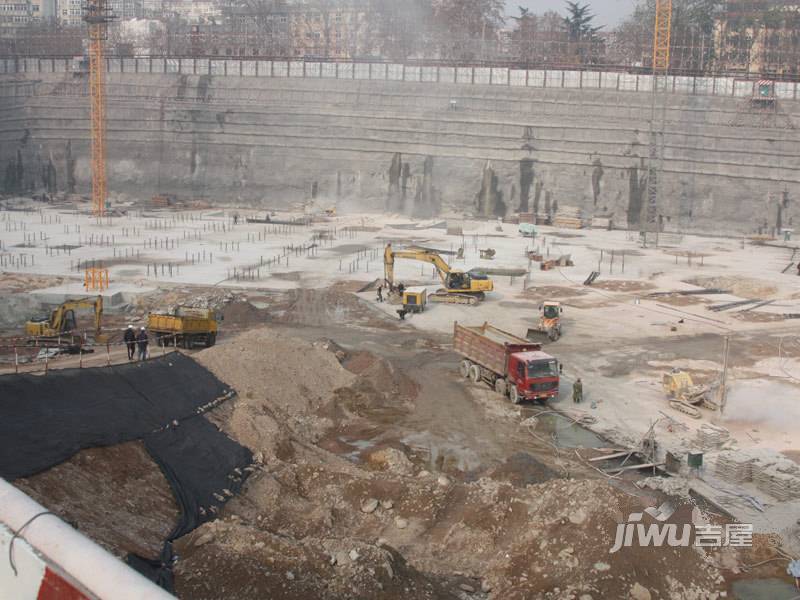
[84,267,109,291]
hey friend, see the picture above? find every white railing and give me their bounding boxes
[0,478,174,599]
[2,56,798,101]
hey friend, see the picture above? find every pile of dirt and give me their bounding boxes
[276,288,396,330]
[172,455,727,599]
[15,441,178,560]
[222,299,269,327]
[0,272,69,293]
[196,328,356,455]
[519,285,588,300]
[686,276,777,299]
[174,518,456,600]
[591,280,655,293]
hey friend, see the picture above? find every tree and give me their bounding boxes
[562,1,603,64]
[431,0,506,62]
[563,1,601,43]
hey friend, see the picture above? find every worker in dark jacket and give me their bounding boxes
[573,378,583,403]
[137,327,149,361]
[124,325,136,360]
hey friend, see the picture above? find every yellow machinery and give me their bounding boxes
[148,307,219,349]
[526,301,563,341]
[402,286,427,313]
[26,296,106,345]
[384,243,493,305]
[662,369,718,418]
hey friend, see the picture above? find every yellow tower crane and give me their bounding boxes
[83,0,113,218]
[642,0,673,247]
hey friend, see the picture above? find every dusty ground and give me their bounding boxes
[3,203,799,598]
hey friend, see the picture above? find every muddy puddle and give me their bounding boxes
[521,408,607,448]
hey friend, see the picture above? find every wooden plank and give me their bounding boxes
[607,462,664,474]
[587,450,632,462]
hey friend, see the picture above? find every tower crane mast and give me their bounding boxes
[83,0,113,218]
[643,0,673,247]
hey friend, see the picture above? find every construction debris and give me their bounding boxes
[696,424,730,448]
[552,206,585,229]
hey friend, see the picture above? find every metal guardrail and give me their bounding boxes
[2,56,800,101]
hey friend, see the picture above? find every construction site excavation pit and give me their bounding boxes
[1,195,799,598]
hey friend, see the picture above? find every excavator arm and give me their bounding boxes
[384,244,452,289]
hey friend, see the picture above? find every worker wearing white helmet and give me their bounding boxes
[136,326,149,361]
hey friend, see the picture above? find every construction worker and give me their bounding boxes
[124,325,136,360]
[377,285,383,303]
[136,327,149,361]
[573,378,583,404]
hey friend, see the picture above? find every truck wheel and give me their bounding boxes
[206,333,216,347]
[459,360,472,379]
[469,364,481,383]
[183,335,192,349]
[510,386,521,404]
[494,378,507,397]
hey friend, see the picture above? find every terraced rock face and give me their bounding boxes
[1,72,799,233]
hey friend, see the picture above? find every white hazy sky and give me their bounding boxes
[511,0,635,27]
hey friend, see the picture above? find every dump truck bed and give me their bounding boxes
[147,313,217,335]
[453,322,541,376]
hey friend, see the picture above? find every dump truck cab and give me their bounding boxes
[507,350,561,402]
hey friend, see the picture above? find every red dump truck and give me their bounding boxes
[454,322,560,404]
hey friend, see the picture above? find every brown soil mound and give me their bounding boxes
[15,441,178,560]
[592,279,655,293]
[196,328,356,455]
[175,459,726,599]
[519,285,588,299]
[276,288,397,330]
[222,299,269,327]
[686,276,777,299]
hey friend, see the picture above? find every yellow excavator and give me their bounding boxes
[25,296,107,346]
[383,243,493,305]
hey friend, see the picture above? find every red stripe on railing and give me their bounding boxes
[38,567,91,600]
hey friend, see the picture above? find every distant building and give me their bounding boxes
[0,0,42,33]
[55,0,80,25]
[109,0,141,20]
[714,0,800,76]
[164,0,221,23]
[180,0,372,59]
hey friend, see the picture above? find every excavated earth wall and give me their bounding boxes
[1,63,799,233]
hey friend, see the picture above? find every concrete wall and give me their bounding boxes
[1,62,799,233]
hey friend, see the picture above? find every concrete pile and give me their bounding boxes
[753,459,800,501]
[715,450,759,484]
[696,424,730,448]
[716,450,800,501]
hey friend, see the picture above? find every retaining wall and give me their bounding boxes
[1,59,799,233]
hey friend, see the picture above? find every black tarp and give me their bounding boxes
[0,354,253,593]
[0,353,231,479]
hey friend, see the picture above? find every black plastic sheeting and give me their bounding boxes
[0,354,253,592]
[0,353,230,479]
[130,417,253,588]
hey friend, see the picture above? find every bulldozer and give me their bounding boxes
[25,296,107,348]
[526,301,563,341]
[384,243,493,305]
[662,369,718,418]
